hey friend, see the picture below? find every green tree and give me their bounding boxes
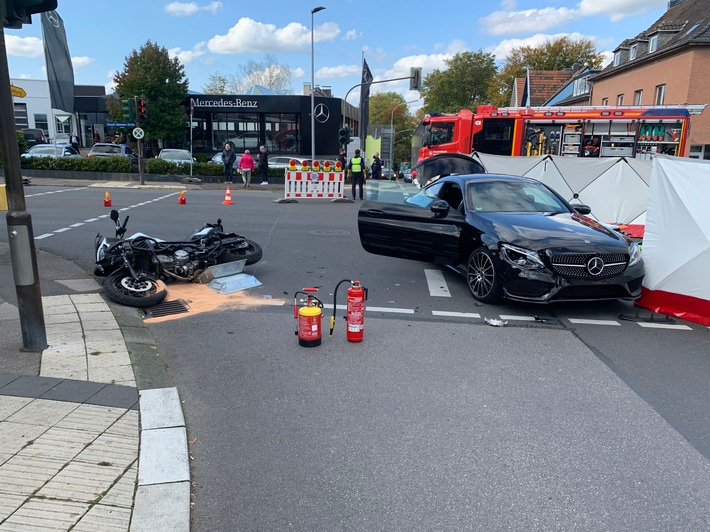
[488,36,604,106]
[420,50,497,114]
[369,92,418,167]
[202,73,229,94]
[112,41,190,148]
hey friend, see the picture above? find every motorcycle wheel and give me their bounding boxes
[103,271,168,308]
[220,238,263,265]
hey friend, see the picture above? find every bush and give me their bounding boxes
[20,155,134,173]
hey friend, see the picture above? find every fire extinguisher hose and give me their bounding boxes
[330,279,352,337]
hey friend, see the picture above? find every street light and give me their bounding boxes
[389,99,419,174]
[310,6,325,167]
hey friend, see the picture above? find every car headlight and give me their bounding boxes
[500,243,545,270]
[628,241,642,267]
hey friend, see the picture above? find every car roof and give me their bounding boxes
[433,173,538,185]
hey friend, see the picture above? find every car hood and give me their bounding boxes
[474,211,628,253]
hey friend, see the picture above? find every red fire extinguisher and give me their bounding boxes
[294,288,323,347]
[330,279,368,342]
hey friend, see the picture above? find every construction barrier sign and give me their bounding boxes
[283,169,345,200]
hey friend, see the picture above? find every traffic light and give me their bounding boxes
[338,126,350,145]
[136,98,147,122]
[1,0,57,29]
[121,99,135,122]
[409,67,422,91]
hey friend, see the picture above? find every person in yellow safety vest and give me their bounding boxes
[348,148,365,200]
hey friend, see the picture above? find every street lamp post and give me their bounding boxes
[310,6,325,166]
[389,99,418,174]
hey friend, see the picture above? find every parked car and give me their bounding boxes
[358,173,644,304]
[157,149,195,164]
[398,162,413,183]
[209,152,241,169]
[21,144,81,158]
[87,143,138,164]
[269,156,302,168]
[19,128,46,148]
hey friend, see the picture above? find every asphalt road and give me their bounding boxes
[3,180,710,530]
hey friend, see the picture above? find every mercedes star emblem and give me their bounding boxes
[586,256,605,276]
[314,103,330,123]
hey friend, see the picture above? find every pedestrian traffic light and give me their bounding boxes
[339,126,351,145]
[136,98,147,122]
[121,98,135,122]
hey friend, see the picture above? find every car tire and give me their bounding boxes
[466,247,502,303]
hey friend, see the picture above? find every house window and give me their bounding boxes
[630,44,638,60]
[613,52,621,66]
[649,35,658,53]
[34,113,49,134]
[634,90,643,105]
[617,94,625,105]
[572,76,590,97]
[601,98,609,106]
[655,84,666,105]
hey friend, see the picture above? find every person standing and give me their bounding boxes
[336,147,347,174]
[371,151,383,180]
[258,145,269,185]
[70,132,80,152]
[222,142,236,184]
[348,148,365,200]
[238,149,255,188]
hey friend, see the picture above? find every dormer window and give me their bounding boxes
[649,35,658,53]
[613,51,621,66]
[630,44,638,60]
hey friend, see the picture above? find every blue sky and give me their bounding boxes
[6,0,671,112]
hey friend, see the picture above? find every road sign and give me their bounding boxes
[10,85,26,98]
[132,127,145,140]
[106,121,136,127]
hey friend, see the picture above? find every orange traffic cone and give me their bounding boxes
[104,192,112,207]
[178,190,187,204]
[221,186,234,205]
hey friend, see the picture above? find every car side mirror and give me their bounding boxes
[573,204,592,215]
[431,199,450,218]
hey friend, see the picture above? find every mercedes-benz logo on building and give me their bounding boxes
[314,103,330,123]
[586,256,605,276]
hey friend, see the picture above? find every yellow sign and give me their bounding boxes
[10,85,27,98]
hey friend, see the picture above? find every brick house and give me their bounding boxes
[589,0,710,158]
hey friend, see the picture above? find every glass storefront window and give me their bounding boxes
[266,113,299,154]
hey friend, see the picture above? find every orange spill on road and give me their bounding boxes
[144,282,285,323]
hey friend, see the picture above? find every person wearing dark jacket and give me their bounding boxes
[371,152,383,180]
[258,145,269,185]
[222,143,236,183]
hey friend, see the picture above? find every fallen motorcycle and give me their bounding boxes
[94,209,262,307]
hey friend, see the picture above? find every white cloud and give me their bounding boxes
[316,64,361,78]
[207,18,339,54]
[71,56,94,69]
[291,67,305,78]
[480,7,577,36]
[5,34,43,57]
[577,0,667,21]
[165,1,222,16]
[169,42,206,65]
[343,29,358,41]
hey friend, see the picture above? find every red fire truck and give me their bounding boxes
[413,104,705,163]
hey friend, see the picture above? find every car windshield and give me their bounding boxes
[161,151,191,161]
[466,180,569,213]
[92,145,121,155]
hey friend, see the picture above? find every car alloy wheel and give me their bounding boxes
[467,248,502,303]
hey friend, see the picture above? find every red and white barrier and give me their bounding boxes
[283,169,345,200]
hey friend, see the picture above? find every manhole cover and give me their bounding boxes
[142,299,190,318]
[308,229,350,236]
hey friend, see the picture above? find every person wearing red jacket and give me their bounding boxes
[238,149,255,188]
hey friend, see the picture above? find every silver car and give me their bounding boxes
[21,144,81,158]
[157,149,195,164]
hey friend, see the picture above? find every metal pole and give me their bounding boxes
[389,100,418,176]
[310,6,325,166]
[0,26,47,351]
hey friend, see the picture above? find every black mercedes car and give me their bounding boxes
[358,173,644,303]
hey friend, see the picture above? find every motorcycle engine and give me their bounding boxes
[155,249,199,277]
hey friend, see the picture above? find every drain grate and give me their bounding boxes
[142,299,190,318]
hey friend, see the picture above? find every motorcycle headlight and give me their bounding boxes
[628,241,642,267]
[500,243,545,270]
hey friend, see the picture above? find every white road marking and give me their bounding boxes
[35,233,54,240]
[432,310,481,319]
[637,322,692,330]
[568,318,621,326]
[367,306,415,314]
[54,227,71,233]
[499,315,536,321]
[424,269,451,297]
[69,223,84,228]
[83,218,100,222]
